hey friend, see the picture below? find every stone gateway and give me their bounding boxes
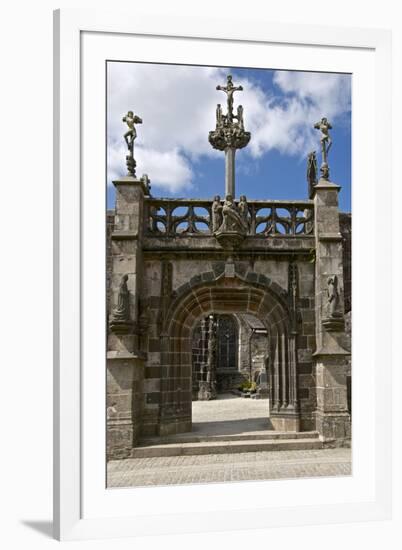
[106,76,351,461]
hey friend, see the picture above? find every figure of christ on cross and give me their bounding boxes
[122,110,143,153]
[216,74,243,123]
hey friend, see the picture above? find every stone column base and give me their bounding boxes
[106,352,144,460]
[315,410,351,446]
[270,412,300,432]
[197,381,217,401]
[107,418,136,461]
[314,352,351,446]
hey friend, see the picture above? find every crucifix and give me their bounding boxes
[314,117,332,179]
[209,75,251,198]
[122,110,143,177]
[216,74,243,124]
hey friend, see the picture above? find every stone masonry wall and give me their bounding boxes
[105,211,351,438]
[339,213,351,314]
[106,210,114,317]
[138,256,316,435]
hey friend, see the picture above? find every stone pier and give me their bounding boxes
[313,178,351,445]
[106,175,150,459]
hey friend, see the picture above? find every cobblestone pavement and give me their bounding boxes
[107,448,351,488]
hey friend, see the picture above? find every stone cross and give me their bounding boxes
[216,75,243,123]
[209,75,251,197]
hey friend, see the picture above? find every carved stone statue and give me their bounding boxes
[213,195,249,248]
[314,117,332,179]
[211,195,223,232]
[314,117,332,161]
[216,104,223,128]
[327,275,340,317]
[236,105,244,131]
[110,274,133,333]
[123,111,143,152]
[322,274,345,332]
[216,74,243,123]
[221,195,247,232]
[112,274,130,321]
[123,110,143,177]
[238,195,249,226]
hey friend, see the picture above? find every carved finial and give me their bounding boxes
[307,150,318,197]
[122,110,143,177]
[140,173,151,195]
[314,117,332,180]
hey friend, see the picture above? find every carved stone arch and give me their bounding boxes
[163,267,291,335]
[158,271,299,436]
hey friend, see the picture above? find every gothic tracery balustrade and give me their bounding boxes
[145,198,314,237]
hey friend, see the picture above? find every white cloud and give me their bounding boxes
[107,63,350,193]
[108,140,193,193]
[239,70,351,158]
[136,148,193,193]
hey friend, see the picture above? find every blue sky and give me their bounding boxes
[107,63,351,212]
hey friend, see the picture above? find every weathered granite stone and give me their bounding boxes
[105,116,351,453]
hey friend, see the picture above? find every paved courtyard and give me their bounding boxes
[107,448,351,488]
[191,393,272,436]
[107,394,351,488]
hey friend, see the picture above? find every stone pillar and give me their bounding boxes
[107,175,149,458]
[225,148,235,197]
[198,315,217,400]
[106,352,144,460]
[199,317,208,384]
[313,178,351,445]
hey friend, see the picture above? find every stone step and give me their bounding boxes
[131,437,323,458]
[139,430,320,445]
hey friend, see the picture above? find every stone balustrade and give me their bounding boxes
[145,198,314,237]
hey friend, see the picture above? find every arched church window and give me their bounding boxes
[217,315,238,371]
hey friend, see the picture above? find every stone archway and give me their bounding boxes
[158,270,299,436]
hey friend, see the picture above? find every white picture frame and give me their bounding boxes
[54,8,392,541]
